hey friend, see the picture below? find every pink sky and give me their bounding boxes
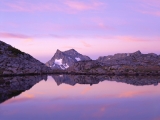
[0,0,160,62]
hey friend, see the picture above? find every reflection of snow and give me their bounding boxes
[75,57,81,61]
[59,75,63,77]
[55,59,63,65]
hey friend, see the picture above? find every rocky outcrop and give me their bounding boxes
[0,41,52,76]
[67,51,160,75]
[97,51,160,66]
[0,75,47,103]
[46,49,91,70]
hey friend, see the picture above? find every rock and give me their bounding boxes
[0,40,52,76]
[3,71,13,75]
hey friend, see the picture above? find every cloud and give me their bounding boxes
[133,0,160,17]
[81,87,91,95]
[0,1,62,12]
[139,10,160,16]
[118,91,150,98]
[115,36,150,42]
[0,0,105,13]
[93,104,117,118]
[64,0,104,11]
[94,35,160,42]
[0,32,31,39]
[3,94,34,105]
[81,41,92,47]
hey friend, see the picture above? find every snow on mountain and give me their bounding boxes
[46,49,91,70]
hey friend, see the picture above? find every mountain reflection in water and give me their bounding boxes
[0,75,160,104]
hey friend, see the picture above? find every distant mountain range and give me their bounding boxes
[67,51,160,75]
[46,49,91,70]
[0,40,160,76]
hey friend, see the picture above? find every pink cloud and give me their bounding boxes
[0,32,30,39]
[81,41,92,47]
[3,95,34,105]
[133,0,160,17]
[118,91,150,98]
[139,10,160,16]
[1,1,62,12]
[154,116,160,120]
[115,36,150,42]
[94,35,160,42]
[64,1,104,11]
[93,104,117,118]
[140,0,160,7]
[81,87,91,95]
[0,0,105,13]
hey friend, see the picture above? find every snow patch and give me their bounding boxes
[75,57,81,61]
[55,59,63,65]
[63,63,69,69]
[60,65,65,70]
[54,59,70,69]
[127,53,130,56]
[108,58,110,60]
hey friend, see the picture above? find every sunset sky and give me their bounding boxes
[0,0,160,63]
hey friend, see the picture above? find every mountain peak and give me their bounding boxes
[46,49,91,70]
[56,49,62,53]
[64,49,77,53]
[133,50,141,55]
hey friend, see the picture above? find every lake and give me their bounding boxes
[0,75,160,120]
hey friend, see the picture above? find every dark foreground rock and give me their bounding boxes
[0,41,52,76]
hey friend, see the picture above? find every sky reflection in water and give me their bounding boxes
[0,76,160,120]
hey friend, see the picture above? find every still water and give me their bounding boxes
[0,75,160,120]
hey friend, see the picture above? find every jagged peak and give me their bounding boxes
[64,49,78,53]
[56,49,62,53]
[54,49,64,55]
[133,50,141,55]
